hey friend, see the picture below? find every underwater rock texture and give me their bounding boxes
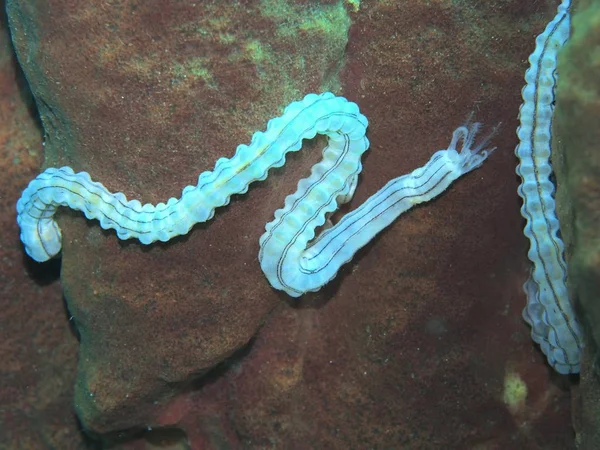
[555,0,600,447]
[5,0,577,447]
[0,2,82,447]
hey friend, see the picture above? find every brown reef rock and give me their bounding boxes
[0,1,82,447]
[5,0,577,447]
[555,0,600,447]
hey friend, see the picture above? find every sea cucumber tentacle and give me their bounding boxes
[17,92,494,297]
[515,0,583,374]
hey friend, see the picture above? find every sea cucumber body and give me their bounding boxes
[17,93,493,297]
[259,123,492,296]
[515,0,583,374]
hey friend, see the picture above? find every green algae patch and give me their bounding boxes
[172,57,217,89]
[502,370,527,415]
[256,0,351,94]
[260,0,351,42]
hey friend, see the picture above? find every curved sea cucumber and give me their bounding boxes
[515,0,583,374]
[17,92,494,297]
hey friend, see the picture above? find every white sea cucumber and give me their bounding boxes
[17,92,494,297]
[516,0,583,374]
